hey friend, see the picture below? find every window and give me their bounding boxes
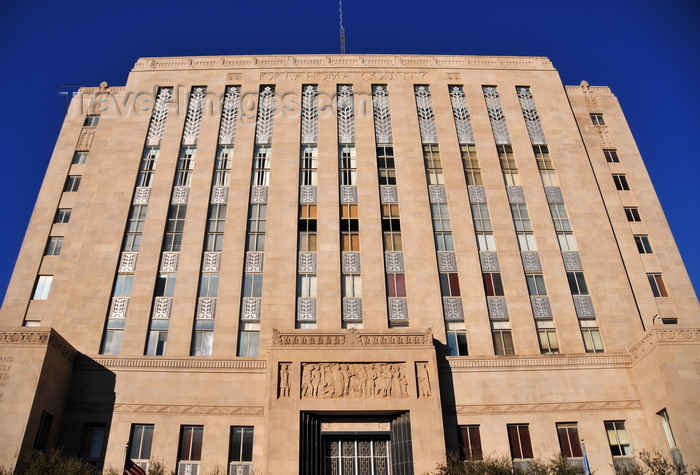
[204,204,227,251]
[538,328,559,354]
[604,149,620,163]
[155,274,176,297]
[613,174,630,191]
[458,425,482,460]
[342,274,362,298]
[242,274,263,298]
[503,170,520,186]
[339,145,357,185]
[297,274,317,298]
[137,147,159,187]
[590,113,605,125]
[647,273,668,297]
[497,145,516,170]
[123,205,147,252]
[549,204,571,232]
[44,237,63,256]
[175,147,196,187]
[493,330,514,356]
[446,330,468,356]
[113,275,134,297]
[386,274,406,297]
[507,424,533,459]
[191,328,213,357]
[556,423,583,457]
[54,208,71,224]
[341,204,360,251]
[32,275,53,300]
[461,145,482,185]
[605,421,632,456]
[533,145,553,170]
[476,232,496,251]
[299,205,318,232]
[129,424,154,462]
[634,235,653,254]
[483,272,504,296]
[146,330,168,356]
[238,330,260,357]
[624,207,641,222]
[433,232,454,251]
[101,329,123,356]
[510,204,532,232]
[179,426,204,462]
[64,175,81,192]
[567,272,588,295]
[657,409,677,449]
[230,427,254,463]
[471,204,492,232]
[376,145,395,169]
[525,274,547,296]
[198,273,219,298]
[300,145,318,186]
[83,115,99,126]
[79,423,106,466]
[72,152,88,164]
[517,232,536,251]
[557,232,577,251]
[163,204,187,252]
[33,411,53,450]
[580,321,604,353]
[539,170,558,187]
[246,204,267,252]
[439,273,461,297]
[423,144,441,168]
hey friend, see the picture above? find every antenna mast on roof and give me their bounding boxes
[339,0,346,54]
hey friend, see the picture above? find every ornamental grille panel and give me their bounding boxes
[573,296,595,318]
[146,87,173,146]
[298,252,317,272]
[483,86,511,145]
[414,86,438,144]
[211,186,229,204]
[134,186,151,204]
[109,297,128,319]
[562,251,583,271]
[197,297,216,319]
[342,252,361,272]
[337,86,355,143]
[449,85,475,144]
[443,297,464,321]
[544,186,564,204]
[468,185,487,203]
[241,298,261,321]
[172,186,190,204]
[255,86,276,145]
[182,87,206,145]
[340,185,358,203]
[203,252,222,272]
[380,185,398,203]
[372,85,393,144]
[429,185,447,203]
[530,296,553,319]
[342,298,363,321]
[218,86,240,145]
[388,297,409,322]
[297,298,317,321]
[250,186,268,203]
[229,463,253,475]
[516,86,546,145]
[301,85,319,144]
[384,252,404,272]
[300,185,317,203]
[437,252,457,272]
[119,252,138,272]
[160,252,179,272]
[152,297,172,319]
[521,251,541,272]
[245,252,264,272]
[488,297,509,320]
[479,251,500,271]
[507,186,526,204]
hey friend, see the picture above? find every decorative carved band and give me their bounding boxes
[272,327,433,347]
[301,362,409,399]
[447,353,632,369]
[0,330,76,363]
[80,356,266,370]
[455,399,641,415]
[113,404,264,415]
[630,328,700,361]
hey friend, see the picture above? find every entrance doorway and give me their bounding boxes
[324,437,390,475]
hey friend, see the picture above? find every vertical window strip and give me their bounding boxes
[516,86,546,145]
[482,86,511,145]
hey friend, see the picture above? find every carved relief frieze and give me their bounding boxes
[278,362,291,399]
[630,328,700,361]
[416,361,432,398]
[112,404,264,416]
[301,362,409,399]
[75,127,95,151]
[456,399,641,415]
[272,327,433,347]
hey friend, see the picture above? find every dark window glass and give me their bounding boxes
[507,424,533,459]
[458,425,483,460]
[179,426,203,461]
[556,423,583,457]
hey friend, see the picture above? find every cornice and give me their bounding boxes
[67,403,264,416]
[445,353,631,371]
[455,399,642,415]
[629,328,700,362]
[272,327,433,347]
[0,328,77,365]
[75,356,266,371]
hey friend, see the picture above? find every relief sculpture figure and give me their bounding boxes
[300,362,408,399]
[416,362,432,398]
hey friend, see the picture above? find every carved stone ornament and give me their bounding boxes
[483,86,511,145]
[341,252,361,273]
[443,297,464,321]
[415,86,438,144]
[133,186,151,204]
[416,362,432,398]
[337,85,355,143]
[437,252,457,272]
[301,362,409,399]
[516,86,546,145]
[380,185,398,203]
[297,298,317,321]
[298,252,317,273]
[428,185,447,203]
[182,87,205,146]
[218,86,240,145]
[530,296,552,319]
[301,85,318,144]
[507,186,526,204]
[211,186,228,204]
[119,252,138,272]
[468,185,487,203]
[449,86,475,145]
[342,298,363,321]
[250,186,268,204]
[562,251,583,271]
[245,252,264,272]
[372,85,393,145]
[479,251,500,272]
[196,298,216,319]
[241,298,261,321]
[388,297,408,322]
[75,127,95,152]
[544,186,564,204]
[629,328,700,361]
[146,87,173,146]
[521,251,541,272]
[278,362,291,399]
[340,185,357,203]
[271,327,433,347]
[255,86,276,145]
[574,295,595,318]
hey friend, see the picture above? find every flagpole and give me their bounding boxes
[581,438,591,475]
[123,443,129,475]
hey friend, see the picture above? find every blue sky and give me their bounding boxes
[0,0,698,303]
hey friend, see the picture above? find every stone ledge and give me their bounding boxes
[446,353,631,370]
[76,356,266,371]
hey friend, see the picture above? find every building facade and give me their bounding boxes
[0,54,698,474]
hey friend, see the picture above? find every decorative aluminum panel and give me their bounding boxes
[380,185,398,203]
[245,252,264,272]
[521,251,541,272]
[530,296,553,319]
[372,85,393,144]
[250,186,268,203]
[340,185,357,203]
[449,86,475,144]
[297,298,317,321]
[172,186,189,204]
[182,87,206,146]
[301,85,318,144]
[211,186,228,204]
[574,296,595,318]
[468,185,487,203]
[119,252,138,272]
[160,252,179,272]
[146,87,173,146]
[506,186,526,204]
[388,297,409,322]
[337,86,355,143]
[429,185,447,203]
[544,186,564,204]
[562,251,583,271]
[342,252,361,272]
[218,86,240,145]
[342,298,363,321]
[437,252,457,272]
[385,252,404,272]
[197,297,216,319]
[483,86,511,145]
[414,86,438,143]
[109,297,128,319]
[133,186,151,204]
[479,251,500,271]
[516,86,546,145]
[487,297,509,320]
[152,297,172,319]
[241,298,261,321]
[202,252,221,272]
[298,252,317,272]
[299,185,317,203]
[443,297,464,321]
[255,86,275,145]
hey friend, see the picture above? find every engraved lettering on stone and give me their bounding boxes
[468,185,486,203]
[119,252,138,272]
[76,127,95,151]
[147,87,172,146]
[301,85,318,144]
[443,297,464,321]
[197,298,216,319]
[372,85,393,144]
[483,86,511,145]
[388,298,408,322]
[255,87,275,145]
[521,251,541,272]
[301,363,408,399]
[218,86,240,145]
[298,252,317,272]
[211,186,228,204]
[245,252,264,272]
[449,86,475,144]
[337,86,355,143]
[488,297,509,320]
[479,251,500,271]
[203,252,221,272]
[384,252,404,272]
[544,186,564,204]
[134,186,151,204]
[342,298,363,321]
[110,297,128,319]
[416,362,432,398]
[160,252,178,272]
[297,298,317,321]
[415,86,438,143]
[299,185,317,203]
[507,186,525,204]
[574,296,595,318]
[562,251,583,271]
[380,185,398,203]
[241,298,261,321]
[250,186,268,203]
[530,296,552,319]
[429,185,447,203]
[182,87,205,145]
[152,297,172,319]
[278,362,291,398]
[342,252,361,272]
[516,86,546,145]
[340,185,357,203]
[437,252,457,272]
[172,186,189,204]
